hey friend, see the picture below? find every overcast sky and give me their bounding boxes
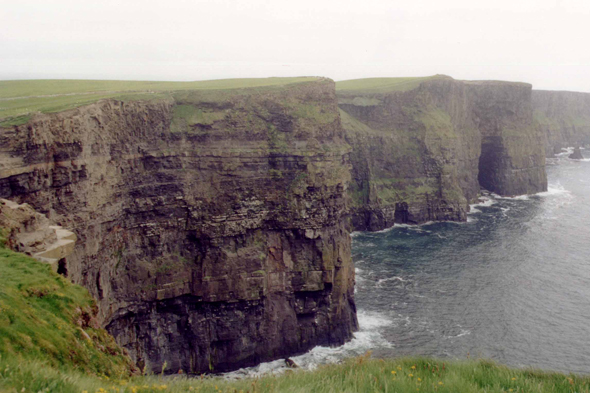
[1,0,589,91]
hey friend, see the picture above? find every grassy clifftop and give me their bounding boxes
[0,77,321,126]
[336,75,451,94]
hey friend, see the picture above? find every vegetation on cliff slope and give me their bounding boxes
[1,247,589,392]
[0,77,320,126]
[0,247,134,379]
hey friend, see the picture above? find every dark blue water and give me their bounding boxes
[352,150,590,375]
[227,150,590,378]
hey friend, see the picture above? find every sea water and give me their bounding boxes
[226,149,590,378]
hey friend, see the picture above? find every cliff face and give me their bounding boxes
[338,77,481,230]
[532,90,590,156]
[338,77,547,231]
[468,81,547,196]
[0,79,357,373]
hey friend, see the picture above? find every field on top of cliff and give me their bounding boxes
[0,77,320,126]
[336,75,449,94]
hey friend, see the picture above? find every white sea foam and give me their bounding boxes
[471,196,496,208]
[450,329,471,338]
[350,231,362,238]
[377,276,409,287]
[555,147,575,157]
[375,225,396,233]
[469,196,496,213]
[492,193,530,200]
[222,311,393,379]
[537,184,570,197]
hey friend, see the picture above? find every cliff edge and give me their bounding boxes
[0,78,358,373]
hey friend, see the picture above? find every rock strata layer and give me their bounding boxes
[337,76,547,231]
[0,79,357,373]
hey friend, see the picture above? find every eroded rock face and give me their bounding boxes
[0,79,357,373]
[532,90,590,156]
[468,81,547,196]
[0,198,76,272]
[339,77,481,230]
[338,77,547,231]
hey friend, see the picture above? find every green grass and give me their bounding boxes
[336,75,451,94]
[0,78,321,99]
[0,247,134,378]
[0,77,320,126]
[2,354,590,393]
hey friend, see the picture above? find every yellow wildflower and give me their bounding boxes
[398,366,402,370]
[411,365,416,369]
[438,382,443,385]
[409,373,414,377]
[417,378,422,382]
[391,371,397,375]
[511,377,516,381]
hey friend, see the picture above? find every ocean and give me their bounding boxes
[226,148,590,378]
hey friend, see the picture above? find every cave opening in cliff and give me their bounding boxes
[477,136,502,194]
[57,258,68,277]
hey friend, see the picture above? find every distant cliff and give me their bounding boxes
[0,78,357,373]
[337,76,547,231]
[532,90,590,156]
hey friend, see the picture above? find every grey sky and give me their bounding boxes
[1,0,589,91]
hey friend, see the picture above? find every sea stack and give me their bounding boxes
[569,147,584,159]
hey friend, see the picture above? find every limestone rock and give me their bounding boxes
[0,198,76,272]
[338,76,547,230]
[0,79,357,374]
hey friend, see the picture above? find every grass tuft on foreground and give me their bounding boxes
[1,246,590,392]
[2,353,590,393]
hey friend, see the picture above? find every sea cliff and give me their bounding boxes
[0,74,555,373]
[532,90,590,156]
[0,78,357,373]
[337,76,547,231]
